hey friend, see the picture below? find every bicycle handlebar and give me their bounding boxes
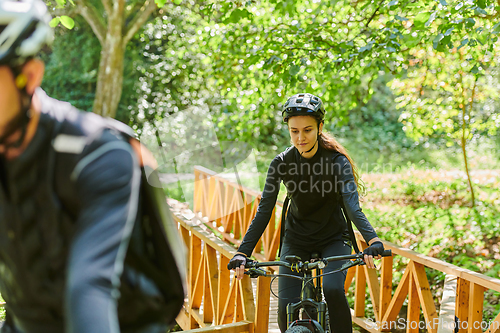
[245,249,392,272]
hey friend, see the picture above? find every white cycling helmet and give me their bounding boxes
[0,0,53,66]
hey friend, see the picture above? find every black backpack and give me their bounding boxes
[118,170,186,331]
[51,115,186,331]
[98,120,187,331]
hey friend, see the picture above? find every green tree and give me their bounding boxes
[200,0,500,205]
[41,15,144,122]
[390,45,499,207]
[45,0,169,118]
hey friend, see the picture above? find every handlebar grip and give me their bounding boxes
[245,260,256,268]
[382,249,392,257]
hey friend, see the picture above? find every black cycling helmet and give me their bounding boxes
[282,93,326,122]
[0,0,53,67]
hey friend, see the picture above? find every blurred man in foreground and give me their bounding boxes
[0,0,185,332]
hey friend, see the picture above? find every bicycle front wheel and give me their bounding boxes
[285,326,313,333]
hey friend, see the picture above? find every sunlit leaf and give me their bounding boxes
[49,17,60,28]
[474,7,488,15]
[476,0,486,9]
[414,12,431,28]
[60,16,75,29]
[465,18,476,28]
[457,38,469,50]
[289,65,300,76]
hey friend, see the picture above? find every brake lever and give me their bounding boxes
[244,268,267,278]
[340,258,365,271]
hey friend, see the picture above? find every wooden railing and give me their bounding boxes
[173,209,271,332]
[178,165,500,333]
[193,165,283,263]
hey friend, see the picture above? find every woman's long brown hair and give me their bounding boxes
[317,123,365,197]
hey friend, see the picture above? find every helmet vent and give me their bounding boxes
[281,93,325,123]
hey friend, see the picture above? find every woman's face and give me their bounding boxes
[288,116,323,156]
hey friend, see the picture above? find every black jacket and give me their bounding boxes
[0,89,183,333]
[238,145,378,257]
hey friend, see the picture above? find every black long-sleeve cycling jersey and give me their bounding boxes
[237,145,378,257]
[0,89,141,333]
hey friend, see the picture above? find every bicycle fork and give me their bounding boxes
[286,268,327,330]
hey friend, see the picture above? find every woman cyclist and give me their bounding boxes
[227,93,385,333]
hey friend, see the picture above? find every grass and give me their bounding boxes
[360,170,500,325]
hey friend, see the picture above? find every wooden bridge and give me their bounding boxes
[171,166,500,333]
[1,166,497,333]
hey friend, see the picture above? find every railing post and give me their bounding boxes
[190,235,203,328]
[255,275,271,333]
[217,255,230,325]
[407,267,420,333]
[208,177,217,222]
[354,263,366,317]
[380,254,393,321]
[456,278,470,333]
[468,283,485,333]
[193,168,201,213]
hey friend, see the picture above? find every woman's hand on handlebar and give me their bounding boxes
[227,253,247,280]
[363,240,385,269]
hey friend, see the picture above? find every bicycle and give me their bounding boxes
[244,249,393,333]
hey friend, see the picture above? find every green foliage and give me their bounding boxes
[59,16,75,29]
[0,294,4,321]
[41,15,162,120]
[364,175,500,274]
[40,17,100,111]
[127,3,216,129]
[328,74,427,171]
[361,172,500,322]
[46,0,76,29]
[200,0,500,143]
[390,47,500,147]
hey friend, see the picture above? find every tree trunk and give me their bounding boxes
[457,52,476,208]
[68,0,159,118]
[461,133,475,207]
[459,77,476,207]
[92,1,125,118]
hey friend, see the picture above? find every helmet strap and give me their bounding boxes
[299,127,322,157]
[300,138,318,157]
